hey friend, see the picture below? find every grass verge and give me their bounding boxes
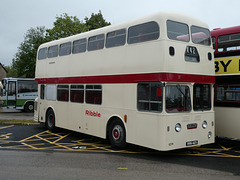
[0,119,40,125]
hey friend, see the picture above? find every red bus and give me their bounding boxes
[211,26,240,139]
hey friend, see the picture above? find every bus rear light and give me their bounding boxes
[175,123,181,132]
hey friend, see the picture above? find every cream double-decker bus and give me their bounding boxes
[34,12,215,151]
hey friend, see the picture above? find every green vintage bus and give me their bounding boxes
[0,78,38,112]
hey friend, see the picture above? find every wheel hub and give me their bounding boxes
[112,125,122,141]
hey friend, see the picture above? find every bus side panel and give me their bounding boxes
[127,113,166,150]
[215,107,240,139]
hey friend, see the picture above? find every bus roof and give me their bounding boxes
[39,11,209,49]
[211,26,240,37]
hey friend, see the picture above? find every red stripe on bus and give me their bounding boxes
[35,72,215,84]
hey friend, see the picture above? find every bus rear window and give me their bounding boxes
[167,20,189,42]
[191,26,211,46]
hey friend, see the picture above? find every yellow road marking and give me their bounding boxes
[118,167,128,170]
[0,133,12,140]
[20,130,49,142]
[0,125,14,130]
[21,142,38,149]
[52,133,70,143]
[1,126,240,157]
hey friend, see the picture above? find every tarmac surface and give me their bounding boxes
[0,110,240,179]
[0,109,34,120]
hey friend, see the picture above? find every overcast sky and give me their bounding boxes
[0,0,239,66]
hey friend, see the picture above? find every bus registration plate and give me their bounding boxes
[186,140,198,146]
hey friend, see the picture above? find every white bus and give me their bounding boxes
[1,77,38,112]
[34,12,215,151]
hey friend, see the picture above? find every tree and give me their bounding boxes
[84,11,111,31]
[11,11,111,78]
[4,65,17,77]
[12,26,46,77]
[45,13,87,41]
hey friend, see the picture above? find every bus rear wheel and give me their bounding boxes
[108,119,126,149]
[46,109,56,131]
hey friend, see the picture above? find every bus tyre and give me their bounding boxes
[24,102,34,113]
[109,119,126,149]
[46,109,56,131]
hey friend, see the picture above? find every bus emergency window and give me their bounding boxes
[18,80,38,93]
[218,33,240,52]
[88,34,104,51]
[46,85,56,101]
[38,48,47,60]
[70,85,84,103]
[48,45,58,58]
[191,26,211,46]
[40,85,45,100]
[72,38,87,54]
[216,84,240,102]
[137,82,163,112]
[193,84,211,111]
[128,21,159,44]
[106,29,126,48]
[166,85,191,113]
[59,42,71,56]
[167,20,189,42]
[57,85,69,102]
[86,85,102,105]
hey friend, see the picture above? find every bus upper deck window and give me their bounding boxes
[38,48,47,60]
[167,20,189,42]
[218,33,240,52]
[72,38,87,54]
[128,21,159,44]
[88,34,104,51]
[191,26,211,46]
[48,45,58,58]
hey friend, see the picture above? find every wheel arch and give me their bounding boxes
[106,115,126,140]
[45,106,55,121]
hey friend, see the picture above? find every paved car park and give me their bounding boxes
[0,124,240,158]
[1,111,240,179]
